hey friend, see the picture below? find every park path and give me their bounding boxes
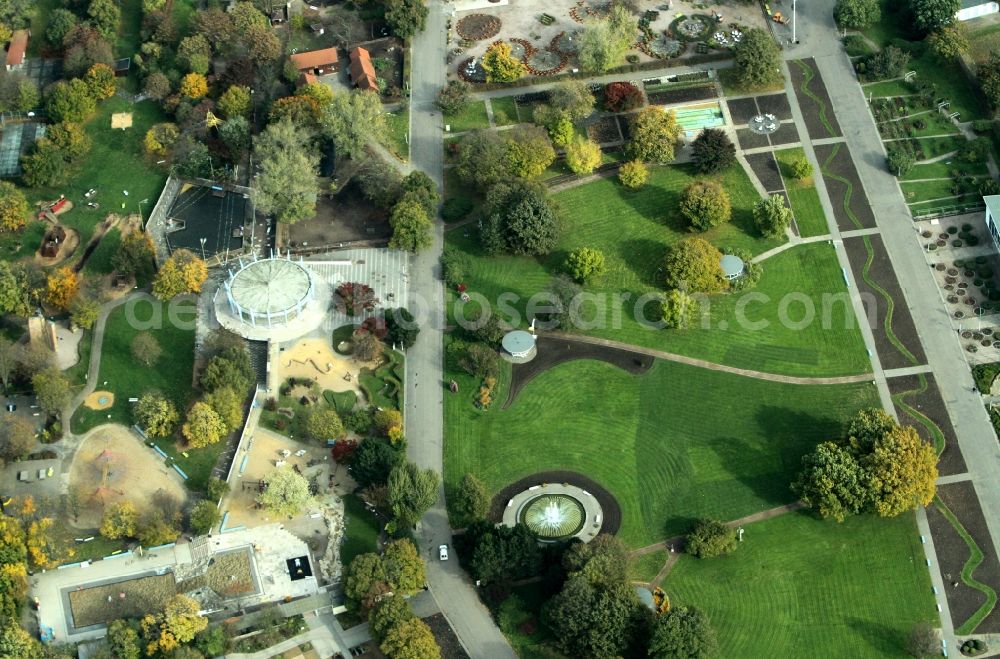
[545,331,873,385]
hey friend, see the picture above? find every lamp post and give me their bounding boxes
[200,237,207,260]
[792,0,797,44]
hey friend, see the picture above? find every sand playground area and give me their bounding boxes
[68,425,188,529]
[83,390,115,411]
[280,338,367,395]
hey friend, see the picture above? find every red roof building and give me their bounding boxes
[348,47,378,92]
[290,47,339,76]
[5,30,28,72]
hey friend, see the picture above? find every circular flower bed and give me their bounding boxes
[457,14,502,41]
[526,49,568,76]
[669,14,714,42]
[458,57,487,83]
[508,40,528,60]
[647,34,683,58]
[555,30,580,55]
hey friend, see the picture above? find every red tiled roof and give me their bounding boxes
[298,72,318,87]
[6,30,28,68]
[290,47,339,71]
[348,47,377,91]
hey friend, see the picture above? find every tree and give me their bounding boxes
[46,9,77,46]
[481,42,527,82]
[67,295,98,332]
[177,34,212,74]
[789,155,813,179]
[201,347,253,393]
[907,621,939,658]
[188,500,220,535]
[455,130,510,190]
[619,159,649,189]
[252,118,320,225]
[369,595,415,642]
[626,108,681,163]
[194,626,227,658]
[20,142,67,188]
[382,539,426,595]
[927,24,969,60]
[680,180,731,231]
[182,402,227,448]
[385,0,427,38]
[134,392,179,438]
[137,509,180,546]
[887,147,916,177]
[0,261,31,317]
[834,0,881,28]
[452,473,489,526]
[0,416,34,463]
[130,332,162,367]
[437,80,470,115]
[578,5,634,73]
[648,606,718,659]
[685,518,738,558]
[0,624,38,659]
[357,158,404,209]
[464,521,541,584]
[662,237,726,293]
[353,438,402,488]
[179,73,208,100]
[0,337,15,392]
[307,409,345,442]
[374,409,403,439]
[161,595,207,645]
[480,180,558,256]
[865,46,911,80]
[336,282,378,316]
[389,198,433,252]
[753,194,792,239]
[793,441,869,521]
[83,63,115,100]
[385,307,420,349]
[88,0,121,40]
[544,576,638,658]
[32,368,70,415]
[143,122,180,157]
[387,461,439,528]
[912,0,959,34]
[207,477,230,501]
[218,84,251,118]
[563,533,631,589]
[144,72,171,100]
[656,289,698,329]
[865,425,937,518]
[257,468,311,516]
[345,552,389,611]
[62,24,113,78]
[100,501,138,540]
[979,53,1000,110]
[323,90,387,160]
[152,249,208,300]
[107,620,141,659]
[45,78,96,124]
[565,136,602,175]
[204,386,244,432]
[733,27,781,89]
[113,232,156,282]
[0,181,27,232]
[549,80,595,121]
[691,128,736,174]
[380,618,441,659]
[353,330,384,364]
[603,81,644,112]
[504,125,556,179]
[401,170,440,216]
[244,23,281,64]
[220,116,251,156]
[565,247,606,283]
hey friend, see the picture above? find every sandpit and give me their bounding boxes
[280,338,365,395]
[84,390,115,411]
[68,425,188,529]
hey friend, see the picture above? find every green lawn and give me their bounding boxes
[449,165,871,376]
[385,109,409,161]
[912,135,968,160]
[444,357,879,548]
[341,494,381,565]
[83,227,122,276]
[719,68,785,96]
[444,101,491,132]
[28,0,60,57]
[904,111,961,138]
[774,148,830,238]
[666,512,937,657]
[630,550,667,583]
[900,160,989,181]
[862,80,914,98]
[65,329,93,389]
[968,16,1000,63]
[900,177,989,204]
[1,99,168,259]
[489,96,519,127]
[117,0,144,59]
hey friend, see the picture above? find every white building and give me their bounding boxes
[984,195,1000,251]
[957,0,999,21]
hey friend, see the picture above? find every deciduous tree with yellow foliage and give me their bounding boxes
[152,249,208,300]
[44,267,79,310]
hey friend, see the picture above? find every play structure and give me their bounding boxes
[92,448,124,504]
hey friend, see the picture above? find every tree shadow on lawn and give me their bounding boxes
[846,617,906,657]
[616,237,667,288]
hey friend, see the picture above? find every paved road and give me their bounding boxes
[404,3,519,657]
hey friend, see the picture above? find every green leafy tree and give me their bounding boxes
[344,552,388,611]
[380,618,441,659]
[0,624,39,659]
[218,85,252,118]
[578,5,634,73]
[46,9,77,46]
[648,606,718,659]
[252,120,320,224]
[565,135,602,175]
[834,0,881,28]
[0,415,34,463]
[454,341,501,379]
[452,473,489,526]
[480,180,558,256]
[134,392,179,438]
[504,125,556,179]
[544,576,639,658]
[112,232,156,282]
[382,539,426,595]
[626,108,681,163]
[691,128,736,174]
[204,386,244,433]
[352,438,403,488]
[465,521,541,584]
[733,27,781,89]
[182,402,227,448]
[220,116,251,155]
[655,289,699,329]
[207,477,230,501]
[307,409,345,442]
[481,42,526,82]
[546,113,575,148]
[685,518,738,558]
[401,170,439,215]
[189,500,220,535]
[753,194,793,239]
[549,80,596,121]
[100,501,138,540]
[927,24,968,60]
[865,45,911,80]
[565,247,607,283]
[662,237,726,293]
[562,534,631,589]
[387,461,439,528]
[385,307,420,349]
[32,368,70,415]
[177,34,212,74]
[789,155,813,179]
[107,620,141,659]
[619,159,649,189]
[680,180,732,231]
[887,147,916,177]
[369,595,415,641]
[257,468,311,517]
[979,53,1000,110]
[455,130,509,190]
[0,181,27,232]
[137,510,180,547]
[45,79,96,124]
[912,0,959,35]
[144,72,171,100]
[87,0,121,40]
[389,197,433,252]
[323,90,387,160]
[385,0,427,38]
[436,80,469,115]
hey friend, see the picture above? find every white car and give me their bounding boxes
[438,544,449,561]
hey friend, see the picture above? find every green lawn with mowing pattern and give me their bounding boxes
[444,357,879,548]
[863,80,914,98]
[774,148,830,238]
[901,177,990,204]
[341,494,381,566]
[445,101,491,133]
[666,511,937,657]
[385,109,409,161]
[900,160,989,181]
[630,550,668,583]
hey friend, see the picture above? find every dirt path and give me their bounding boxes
[545,332,873,385]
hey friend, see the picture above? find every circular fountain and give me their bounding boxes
[504,482,604,543]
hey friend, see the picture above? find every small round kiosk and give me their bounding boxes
[501,330,537,363]
[721,254,745,281]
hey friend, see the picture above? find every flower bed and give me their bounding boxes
[458,57,487,83]
[526,49,569,76]
[456,13,502,41]
[668,14,714,42]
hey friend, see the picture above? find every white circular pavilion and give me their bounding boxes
[721,254,745,281]
[501,330,537,363]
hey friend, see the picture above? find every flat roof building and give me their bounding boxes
[984,195,1000,252]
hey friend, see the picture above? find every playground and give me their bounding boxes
[279,337,367,396]
[67,425,188,529]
